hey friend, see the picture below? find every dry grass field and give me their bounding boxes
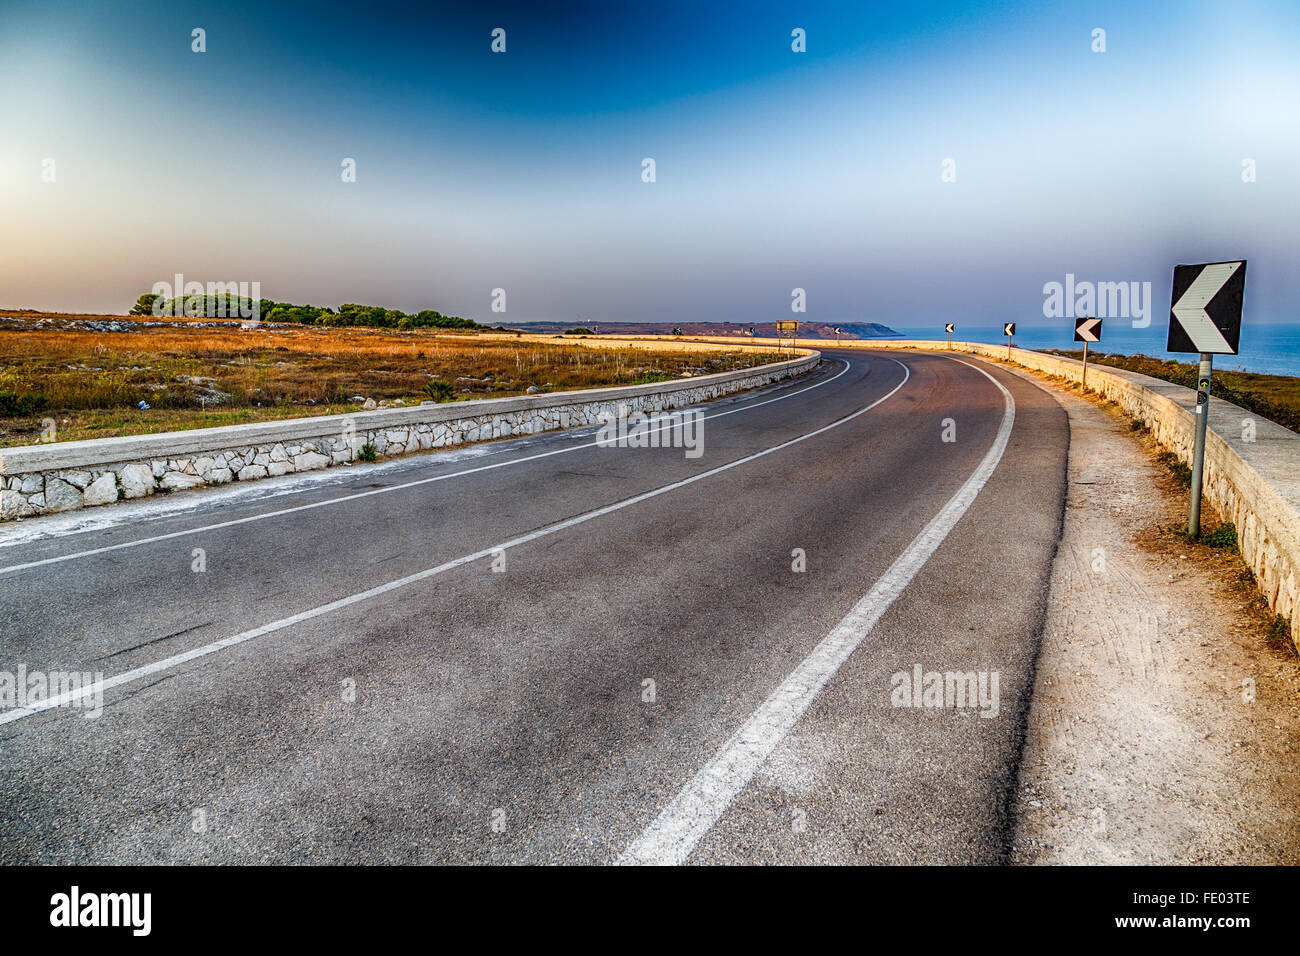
[0,316,771,446]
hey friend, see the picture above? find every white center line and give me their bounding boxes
[0,359,908,727]
[0,359,855,576]
[618,357,1015,865]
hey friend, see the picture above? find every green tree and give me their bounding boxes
[129,293,160,316]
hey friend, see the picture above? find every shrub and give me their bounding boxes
[1265,616,1293,651]
[358,443,377,462]
[1199,523,1238,550]
[423,378,455,402]
[0,391,47,416]
[1157,450,1192,486]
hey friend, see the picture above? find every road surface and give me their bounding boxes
[0,349,1068,864]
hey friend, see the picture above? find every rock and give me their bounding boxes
[82,472,119,506]
[362,398,377,410]
[237,464,268,481]
[160,472,204,490]
[0,490,34,519]
[43,478,83,512]
[267,461,293,476]
[293,451,330,471]
[526,385,542,394]
[20,474,45,494]
[207,468,233,484]
[118,463,154,498]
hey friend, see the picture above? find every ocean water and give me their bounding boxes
[884,323,1300,377]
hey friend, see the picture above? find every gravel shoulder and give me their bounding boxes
[998,367,1300,864]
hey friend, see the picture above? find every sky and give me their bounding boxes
[1,0,1298,327]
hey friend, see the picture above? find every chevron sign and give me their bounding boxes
[1167,260,1246,355]
[1074,317,1102,343]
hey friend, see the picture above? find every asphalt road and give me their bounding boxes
[0,349,1068,864]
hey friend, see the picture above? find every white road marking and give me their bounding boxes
[0,359,855,575]
[0,360,907,727]
[619,357,1015,865]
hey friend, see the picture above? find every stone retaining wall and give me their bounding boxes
[0,350,819,519]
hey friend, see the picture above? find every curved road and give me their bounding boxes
[0,349,1067,864]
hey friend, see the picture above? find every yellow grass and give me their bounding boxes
[0,321,771,445]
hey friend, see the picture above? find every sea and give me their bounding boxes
[881,323,1300,378]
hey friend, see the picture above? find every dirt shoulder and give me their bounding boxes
[992,364,1300,864]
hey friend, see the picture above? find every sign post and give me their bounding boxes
[945,322,954,350]
[776,320,798,355]
[1003,322,1015,360]
[1188,354,1213,536]
[1074,316,1102,390]
[1167,260,1247,538]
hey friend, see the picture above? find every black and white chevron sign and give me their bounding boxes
[1074,317,1102,343]
[944,323,955,334]
[1003,323,1015,336]
[1167,260,1246,355]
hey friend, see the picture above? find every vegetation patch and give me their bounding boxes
[1156,450,1192,486]
[1197,522,1238,551]
[422,379,455,403]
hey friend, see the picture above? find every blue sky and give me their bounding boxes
[2,0,1298,326]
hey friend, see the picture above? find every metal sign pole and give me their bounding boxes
[1188,352,1213,537]
[1006,331,1012,360]
[1082,340,1089,390]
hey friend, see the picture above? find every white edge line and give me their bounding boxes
[617,356,1015,865]
[0,360,853,575]
[0,359,906,727]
